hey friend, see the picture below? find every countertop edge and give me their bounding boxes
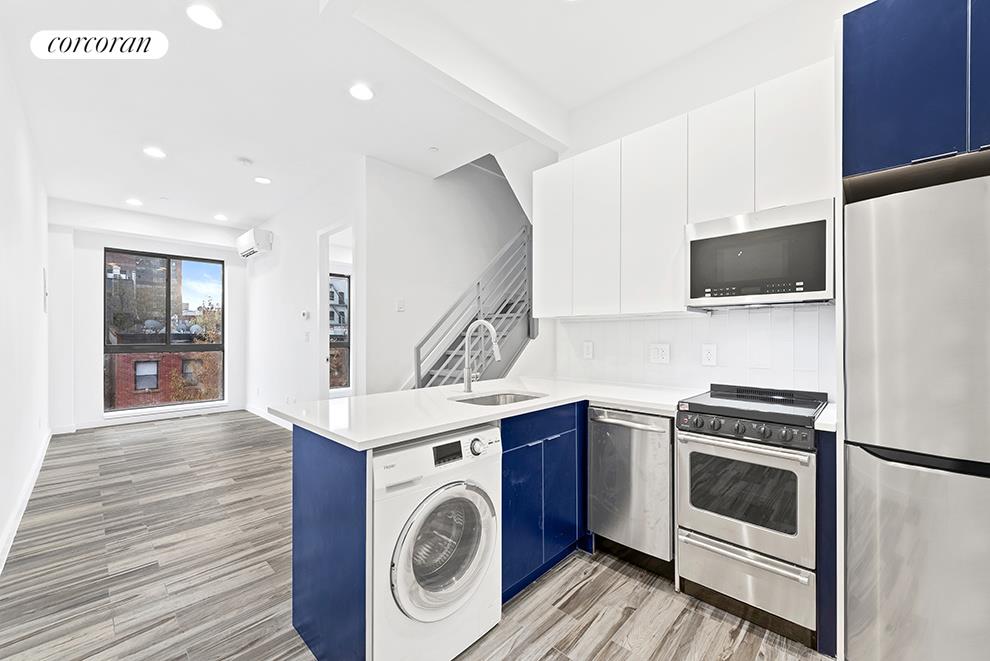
[270,385,837,450]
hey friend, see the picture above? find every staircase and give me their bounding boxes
[411,225,537,389]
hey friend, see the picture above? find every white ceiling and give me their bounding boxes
[412,0,800,109]
[0,0,530,228]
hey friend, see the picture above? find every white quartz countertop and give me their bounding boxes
[269,377,837,451]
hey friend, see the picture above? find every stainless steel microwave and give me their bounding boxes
[685,199,834,307]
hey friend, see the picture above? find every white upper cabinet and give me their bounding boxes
[532,159,573,318]
[572,140,621,316]
[756,59,836,209]
[688,89,756,223]
[620,115,688,314]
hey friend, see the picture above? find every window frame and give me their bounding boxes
[133,360,160,391]
[103,247,225,355]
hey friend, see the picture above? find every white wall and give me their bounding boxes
[48,198,242,249]
[0,44,49,575]
[365,157,529,393]
[555,305,837,397]
[245,155,367,423]
[47,203,248,431]
[566,0,869,156]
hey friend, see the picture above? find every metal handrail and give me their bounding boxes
[412,225,532,388]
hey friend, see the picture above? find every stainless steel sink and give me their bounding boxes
[451,391,547,406]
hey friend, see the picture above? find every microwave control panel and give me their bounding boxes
[703,281,807,298]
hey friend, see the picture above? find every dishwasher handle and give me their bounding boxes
[589,410,669,434]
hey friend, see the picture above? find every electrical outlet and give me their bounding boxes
[648,343,670,364]
[701,344,717,366]
[582,341,594,360]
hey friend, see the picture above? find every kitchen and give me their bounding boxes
[1,1,988,660]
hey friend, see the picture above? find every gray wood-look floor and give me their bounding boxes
[1,412,828,661]
[459,553,828,661]
[0,411,313,661]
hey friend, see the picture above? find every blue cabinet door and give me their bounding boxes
[972,0,990,151]
[543,430,579,560]
[501,443,544,591]
[843,0,968,176]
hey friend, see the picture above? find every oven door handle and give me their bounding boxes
[678,533,811,585]
[676,431,811,466]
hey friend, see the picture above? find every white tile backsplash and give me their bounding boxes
[555,304,837,397]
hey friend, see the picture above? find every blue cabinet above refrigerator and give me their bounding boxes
[971,0,990,152]
[843,0,969,177]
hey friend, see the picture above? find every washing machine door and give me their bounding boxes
[391,480,498,622]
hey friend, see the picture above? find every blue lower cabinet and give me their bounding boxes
[501,442,544,591]
[501,403,584,601]
[292,426,367,661]
[543,431,579,559]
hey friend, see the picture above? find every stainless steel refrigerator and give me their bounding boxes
[845,176,990,660]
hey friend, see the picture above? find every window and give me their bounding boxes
[181,359,202,386]
[134,361,159,390]
[104,249,224,411]
[329,273,350,389]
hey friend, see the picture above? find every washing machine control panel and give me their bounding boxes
[374,425,502,490]
[432,440,464,466]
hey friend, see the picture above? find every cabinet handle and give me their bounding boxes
[910,151,958,165]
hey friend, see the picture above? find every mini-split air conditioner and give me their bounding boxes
[236,228,273,258]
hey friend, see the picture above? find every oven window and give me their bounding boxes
[689,452,798,534]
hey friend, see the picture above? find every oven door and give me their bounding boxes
[676,430,816,569]
[686,198,834,307]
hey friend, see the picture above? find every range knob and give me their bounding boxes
[692,415,705,429]
[779,428,795,443]
[757,425,772,439]
[733,421,747,435]
[470,438,485,456]
[709,418,723,432]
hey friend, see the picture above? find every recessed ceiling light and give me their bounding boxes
[349,82,375,101]
[428,146,440,152]
[186,3,223,30]
[254,176,272,185]
[142,145,167,159]
[125,198,143,207]
[214,213,228,221]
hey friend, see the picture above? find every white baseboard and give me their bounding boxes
[247,406,291,431]
[0,429,52,578]
[50,424,76,435]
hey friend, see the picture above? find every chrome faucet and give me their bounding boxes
[462,319,502,393]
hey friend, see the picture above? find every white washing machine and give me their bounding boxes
[372,425,502,661]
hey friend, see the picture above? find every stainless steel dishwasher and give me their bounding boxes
[588,407,672,560]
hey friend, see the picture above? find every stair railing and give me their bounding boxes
[412,225,532,388]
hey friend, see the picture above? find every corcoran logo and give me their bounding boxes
[31,30,168,60]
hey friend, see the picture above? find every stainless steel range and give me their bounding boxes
[674,384,827,632]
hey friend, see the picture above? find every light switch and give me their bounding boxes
[582,341,594,360]
[396,299,406,312]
